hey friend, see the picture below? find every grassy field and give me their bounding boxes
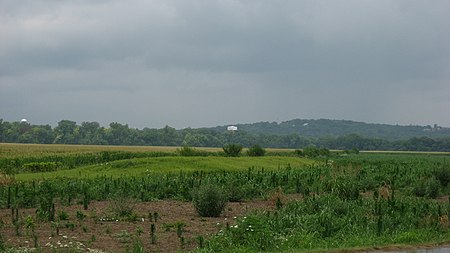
[14,156,314,181]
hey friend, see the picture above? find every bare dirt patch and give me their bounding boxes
[0,197,290,252]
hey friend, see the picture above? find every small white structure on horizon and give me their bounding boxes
[227,125,238,131]
[20,118,28,123]
[303,123,309,126]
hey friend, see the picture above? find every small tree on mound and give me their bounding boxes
[192,183,227,217]
[247,144,266,157]
[223,144,243,157]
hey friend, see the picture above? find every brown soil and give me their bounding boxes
[0,196,302,252]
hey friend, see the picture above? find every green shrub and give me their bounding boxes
[344,148,360,155]
[425,177,440,198]
[302,146,330,158]
[294,149,303,156]
[434,166,450,187]
[247,145,266,157]
[176,146,208,156]
[223,144,243,157]
[192,183,227,217]
[318,148,331,157]
[58,211,69,221]
[76,211,86,221]
[332,176,360,200]
[225,179,249,202]
[303,146,320,158]
[109,195,137,218]
[131,238,145,253]
[413,177,440,198]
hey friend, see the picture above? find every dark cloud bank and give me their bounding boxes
[1,0,449,129]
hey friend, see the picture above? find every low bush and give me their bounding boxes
[413,177,440,198]
[247,145,266,157]
[58,211,69,220]
[434,166,450,188]
[223,144,243,157]
[303,146,330,158]
[109,195,137,218]
[176,146,208,156]
[192,183,227,217]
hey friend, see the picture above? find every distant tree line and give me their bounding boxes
[210,119,450,140]
[0,119,449,151]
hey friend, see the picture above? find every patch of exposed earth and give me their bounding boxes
[0,196,290,252]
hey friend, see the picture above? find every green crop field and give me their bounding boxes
[1,143,450,252]
[14,156,314,181]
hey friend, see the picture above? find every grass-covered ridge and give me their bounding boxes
[14,156,314,181]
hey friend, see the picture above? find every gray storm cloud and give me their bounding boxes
[0,0,449,128]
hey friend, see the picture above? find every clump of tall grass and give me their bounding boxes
[192,183,227,217]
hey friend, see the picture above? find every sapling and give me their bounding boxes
[50,203,55,221]
[150,223,157,244]
[180,236,185,249]
[136,226,144,236]
[106,225,112,234]
[33,234,38,248]
[51,221,60,236]
[11,207,20,236]
[176,223,184,238]
[6,186,11,209]
[197,236,204,249]
[83,192,89,210]
[25,215,35,236]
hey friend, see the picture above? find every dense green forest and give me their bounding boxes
[209,119,450,140]
[0,119,449,151]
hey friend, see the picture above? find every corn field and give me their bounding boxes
[0,145,449,252]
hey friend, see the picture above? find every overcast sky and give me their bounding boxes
[1,0,449,129]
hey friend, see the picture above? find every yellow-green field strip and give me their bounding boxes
[13,156,315,181]
[2,143,449,158]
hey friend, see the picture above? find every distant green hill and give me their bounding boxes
[2,118,449,151]
[209,119,450,140]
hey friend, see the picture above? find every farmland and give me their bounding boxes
[1,143,450,252]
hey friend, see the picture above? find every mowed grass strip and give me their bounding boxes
[14,156,314,181]
[0,143,203,158]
